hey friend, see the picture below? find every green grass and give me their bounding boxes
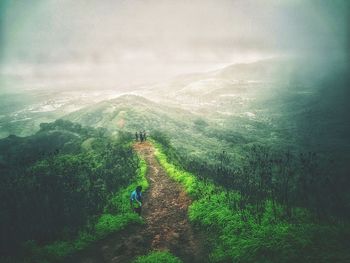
[24,156,148,263]
[153,141,350,263]
[133,251,182,263]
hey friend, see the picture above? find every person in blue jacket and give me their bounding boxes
[130,185,142,216]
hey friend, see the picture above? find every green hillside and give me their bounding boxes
[1,60,349,263]
[0,119,146,262]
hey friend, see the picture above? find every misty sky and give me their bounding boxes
[0,0,349,89]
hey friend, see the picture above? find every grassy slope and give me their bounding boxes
[153,141,350,263]
[63,94,284,178]
[15,156,148,263]
[133,251,182,263]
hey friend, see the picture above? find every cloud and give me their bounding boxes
[0,0,348,86]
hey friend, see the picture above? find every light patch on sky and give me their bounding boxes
[0,0,348,90]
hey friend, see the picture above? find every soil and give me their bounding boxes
[67,141,208,263]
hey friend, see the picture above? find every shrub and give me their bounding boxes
[17,154,148,263]
[153,141,350,263]
[133,251,182,263]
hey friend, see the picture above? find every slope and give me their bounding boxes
[71,141,207,263]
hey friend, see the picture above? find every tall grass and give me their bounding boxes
[153,141,350,263]
[133,251,182,263]
[21,157,148,263]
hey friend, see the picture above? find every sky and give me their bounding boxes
[0,0,349,89]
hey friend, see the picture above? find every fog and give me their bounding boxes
[0,0,348,91]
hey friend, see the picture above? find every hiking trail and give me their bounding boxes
[70,141,208,263]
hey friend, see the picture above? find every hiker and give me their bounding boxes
[130,186,143,216]
[135,132,139,141]
[143,130,147,141]
[139,131,144,143]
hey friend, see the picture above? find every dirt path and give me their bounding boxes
[69,142,207,263]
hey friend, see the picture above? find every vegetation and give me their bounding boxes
[0,120,148,262]
[153,140,350,263]
[0,60,348,262]
[133,251,182,263]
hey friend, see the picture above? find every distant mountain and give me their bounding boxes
[2,58,348,168]
[0,89,124,138]
[63,94,234,159]
[134,58,306,117]
[64,94,193,130]
[215,58,296,81]
[62,91,284,168]
[54,59,318,157]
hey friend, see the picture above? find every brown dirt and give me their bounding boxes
[67,141,208,263]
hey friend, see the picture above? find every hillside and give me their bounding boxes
[0,119,139,258]
[46,59,348,185]
[56,59,340,169]
[64,95,195,132]
[69,142,207,263]
[1,58,349,262]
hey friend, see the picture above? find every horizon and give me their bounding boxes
[1,0,348,92]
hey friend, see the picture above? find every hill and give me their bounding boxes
[0,119,138,257]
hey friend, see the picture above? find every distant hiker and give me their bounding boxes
[143,130,147,141]
[135,132,139,141]
[139,131,144,143]
[130,186,143,216]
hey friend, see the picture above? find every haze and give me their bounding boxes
[0,0,348,91]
